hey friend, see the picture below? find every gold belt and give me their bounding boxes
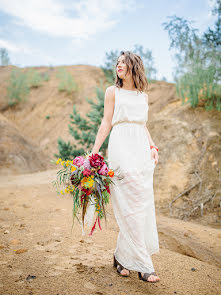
[112,120,146,127]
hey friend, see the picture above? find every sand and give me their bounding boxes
[0,169,220,295]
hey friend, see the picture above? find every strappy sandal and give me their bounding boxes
[138,271,160,283]
[113,255,130,277]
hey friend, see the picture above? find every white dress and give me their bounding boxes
[107,86,160,273]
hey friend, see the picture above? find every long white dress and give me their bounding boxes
[107,86,160,273]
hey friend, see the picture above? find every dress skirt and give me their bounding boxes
[107,122,159,273]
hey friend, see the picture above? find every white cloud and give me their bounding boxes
[0,39,41,55]
[0,0,135,41]
[0,39,20,52]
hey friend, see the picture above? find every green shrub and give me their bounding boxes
[176,65,221,110]
[42,72,50,81]
[56,67,78,94]
[6,68,30,106]
[45,115,50,119]
[27,68,43,88]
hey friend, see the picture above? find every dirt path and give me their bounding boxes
[0,170,220,295]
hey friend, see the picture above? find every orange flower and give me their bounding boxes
[108,170,114,177]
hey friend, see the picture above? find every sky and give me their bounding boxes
[0,0,218,82]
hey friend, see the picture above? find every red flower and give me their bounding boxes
[83,168,91,177]
[89,153,104,169]
[81,188,92,196]
[105,185,110,194]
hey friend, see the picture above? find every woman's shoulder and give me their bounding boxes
[106,85,116,92]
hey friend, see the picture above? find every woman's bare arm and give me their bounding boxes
[144,93,155,146]
[91,86,115,154]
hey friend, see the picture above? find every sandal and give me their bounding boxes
[138,271,160,283]
[113,255,130,277]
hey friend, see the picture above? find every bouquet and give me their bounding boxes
[52,151,123,236]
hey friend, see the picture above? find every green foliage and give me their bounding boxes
[45,115,50,119]
[176,65,221,110]
[56,67,78,94]
[42,72,50,81]
[203,0,221,47]
[0,48,10,66]
[162,1,221,110]
[54,137,85,160]
[55,81,108,160]
[6,68,30,106]
[26,68,43,88]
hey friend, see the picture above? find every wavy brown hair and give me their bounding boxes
[115,51,148,93]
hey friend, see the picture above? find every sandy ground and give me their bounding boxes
[0,170,221,295]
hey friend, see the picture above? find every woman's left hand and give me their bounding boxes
[151,148,159,165]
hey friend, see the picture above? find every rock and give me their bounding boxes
[14,248,28,254]
[4,230,10,234]
[26,275,36,280]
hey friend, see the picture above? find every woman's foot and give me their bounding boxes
[140,272,160,282]
[117,265,130,276]
[113,255,130,276]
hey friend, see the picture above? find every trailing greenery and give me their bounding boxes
[6,68,30,106]
[162,0,221,110]
[101,44,158,85]
[55,81,108,160]
[56,67,78,94]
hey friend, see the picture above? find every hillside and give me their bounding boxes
[0,65,220,228]
[0,64,220,294]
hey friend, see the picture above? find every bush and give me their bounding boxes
[27,68,43,88]
[6,68,30,106]
[176,65,221,110]
[56,67,78,94]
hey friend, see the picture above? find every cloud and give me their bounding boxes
[0,39,20,52]
[0,0,135,41]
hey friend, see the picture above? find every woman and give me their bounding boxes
[91,50,160,283]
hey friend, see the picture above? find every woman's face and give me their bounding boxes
[116,55,129,79]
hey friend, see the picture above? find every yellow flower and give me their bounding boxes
[81,176,94,188]
[61,160,65,166]
[66,160,70,167]
[60,190,64,195]
[56,158,62,164]
[71,166,77,172]
[64,187,69,193]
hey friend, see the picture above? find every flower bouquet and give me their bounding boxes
[52,151,123,236]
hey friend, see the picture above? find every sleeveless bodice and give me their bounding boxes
[111,87,148,127]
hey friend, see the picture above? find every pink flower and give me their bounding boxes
[83,168,91,177]
[73,156,84,167]
[83,158,91,170]
[98,163,109,176]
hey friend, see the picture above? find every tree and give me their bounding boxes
[203,0,221,47]
[162,1,221,110]
[55,80,109,160]
[0,48,10,66]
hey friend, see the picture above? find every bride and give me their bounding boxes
[91,50,160,283]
